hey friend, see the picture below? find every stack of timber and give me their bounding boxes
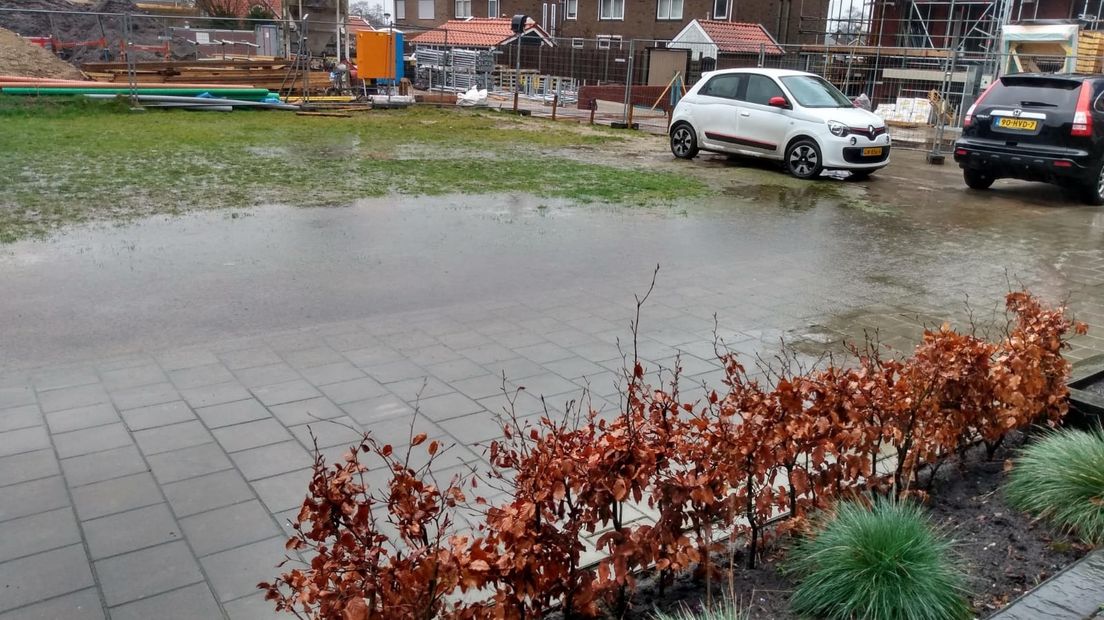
[80,58,332,94]
[1077,30,1104,74]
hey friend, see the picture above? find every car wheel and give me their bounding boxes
[785,139,823,179]
[963,168,995,190]
[1081,162,1104,206]
[670,124,699,159]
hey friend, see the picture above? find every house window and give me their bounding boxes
[418,0,434,19]
[455,0,471,17]
[712,0,729,19]
[656,0,682,20]
[488,0,499,16]
[395,0,406,19]
[565,0,578,19]
[599,0,624,20]
[597,35,622,49]
[571,37,584,48]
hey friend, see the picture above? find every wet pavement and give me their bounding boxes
[1,148,1103,619]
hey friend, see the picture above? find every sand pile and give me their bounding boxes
[0,26,84,78]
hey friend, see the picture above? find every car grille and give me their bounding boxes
[848,126,887,140]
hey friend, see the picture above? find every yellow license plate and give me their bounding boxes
[996,117,1038,131]
[862,147,883,156]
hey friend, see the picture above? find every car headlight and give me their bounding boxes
[826,120,849,137]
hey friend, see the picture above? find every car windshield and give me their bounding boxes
[780,75,853,108]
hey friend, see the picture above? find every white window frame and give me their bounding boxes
[395,0,406,19]
[418,0,434,19]
[564,0,578,19]
[571,37,584,48]
[487,0,498,16]
[455,0,471,17]
[597,34,622,49]
[598,0,624,21]
[712,0,729,19]
[656,0,682,20]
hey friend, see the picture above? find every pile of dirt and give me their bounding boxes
[0,26,83,78]
[0,0,163,64]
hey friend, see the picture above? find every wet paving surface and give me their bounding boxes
[1,148,1103,618]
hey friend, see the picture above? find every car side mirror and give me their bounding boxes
[768,96,790,109]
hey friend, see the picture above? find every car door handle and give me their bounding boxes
[739,111,751,117]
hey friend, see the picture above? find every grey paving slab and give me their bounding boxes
[109,582,222,620]
[60,445,148,488]
[168,363,236,390]
[97,354,156,373]
[200,536,289,602]
[251,380,322,407]
[0,426,50,458]
[283,346,345,370]
[180,499,280,557]
[53,423,133,459]
[343,346,405,368]
[94,541,204,607]
[180,382,252,409]
[146,442,233,485]
[387,376,453,401]
[357,415,447,449]
[413,392,485,422]
[489,357,547,382]
[163,469,255,518]
[31,367,98,392]
[156,349,219,371]
[194,398,270,428]
[100,364,167,392]
[0,404,41,433]
[458,343,517,365]
[404,344,464,367]
[268,396,344,426]
[298,360,366,386]
[0,545,95,613]
[289,416,364,450]
[0,449,59,487]
[361,359,427,383]
[542,357,609,380]
[219,346,283,370]
[250,468,312,513]
[425,358,487,382]
[71,472,162,521]
[45,403,119,434]
[83,503,181,560]
[233,362,301,389]
[341,394,414,426]
[477,390,546,418]
[0,386,36,410]
[0,588,104,620]
[212,418,293,453]
[37,384,110,414]
[230,440,312,481]
[224,592,284,619]
[119,400,195,431]
[437,412,507,447]
[133,420,213,456]
[0,476,69,522]
[110,382,179,412]
[0,507,81,563]
[318,377,388,405]
[509,373,583,400]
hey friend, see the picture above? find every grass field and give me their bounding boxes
[0,98,709,242]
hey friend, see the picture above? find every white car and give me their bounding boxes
[669,68,891,179]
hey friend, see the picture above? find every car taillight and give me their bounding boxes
[1072,83,1093,137]
[964,81,998,128]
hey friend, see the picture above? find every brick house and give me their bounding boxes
[396,0,827,45]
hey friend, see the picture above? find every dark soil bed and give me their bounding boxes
[622,435,1089,619]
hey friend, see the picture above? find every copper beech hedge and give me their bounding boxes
[260,291,1086,620]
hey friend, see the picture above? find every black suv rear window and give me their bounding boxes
[985,77,1082,109]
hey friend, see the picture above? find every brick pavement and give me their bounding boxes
[1,262,1103,618]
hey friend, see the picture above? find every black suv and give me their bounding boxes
[954,73,1104,205]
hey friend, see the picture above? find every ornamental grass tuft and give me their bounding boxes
[788,499,969,620]
[1005,426,1104,545]
[651,597,749,620]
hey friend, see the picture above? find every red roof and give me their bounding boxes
[410,18,550,47]
[696,20,783,55]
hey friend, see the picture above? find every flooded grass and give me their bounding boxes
[0,98,709,241]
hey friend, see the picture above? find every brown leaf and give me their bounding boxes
[342,597,368,620]
[411,433,427,446]
[427,440,439,456]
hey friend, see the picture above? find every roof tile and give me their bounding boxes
[410,18,543,47]
[697,20,783,55]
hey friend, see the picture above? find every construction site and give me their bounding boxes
[0,0,1104,129]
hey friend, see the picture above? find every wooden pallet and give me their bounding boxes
[1078,30,1104,74]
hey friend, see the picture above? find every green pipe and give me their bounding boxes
[1,87,271,100]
